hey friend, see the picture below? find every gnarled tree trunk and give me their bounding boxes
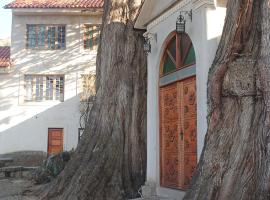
[38,0,147,199]
[184,0,270,199]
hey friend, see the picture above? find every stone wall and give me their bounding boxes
[0,151,47,167]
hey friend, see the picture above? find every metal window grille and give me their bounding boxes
[83,24,101,50]
[25,75,64,102]
[80,74,96,102]
[26,25,66,50]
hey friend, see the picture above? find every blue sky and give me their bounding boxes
[0,0,12,39]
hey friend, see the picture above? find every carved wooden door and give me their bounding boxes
[160,76,197,190]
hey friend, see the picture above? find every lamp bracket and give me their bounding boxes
[179,9,192,22]
[143,32,157,43]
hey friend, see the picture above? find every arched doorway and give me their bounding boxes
[159,32,197,190]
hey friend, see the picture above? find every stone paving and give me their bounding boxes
[0,178,37,200]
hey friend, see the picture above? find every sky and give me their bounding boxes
[0,0,12,39]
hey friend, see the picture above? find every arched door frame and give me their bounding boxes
[159,31,196,87]
[158,31,197,190]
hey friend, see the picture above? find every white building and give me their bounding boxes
[0,0,103,155]
[135,0,227,199]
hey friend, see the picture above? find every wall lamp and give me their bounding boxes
[144,38,151,53]
[143,32,157,54]
[176,10,192,34]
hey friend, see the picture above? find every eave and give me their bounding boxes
[11,8,103,16]
[135,0,178,29]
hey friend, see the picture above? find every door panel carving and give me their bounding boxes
[162,123,179,152]
[183,77,196,119]
[161,153,180,188]
[160,76,197,190]
[160,83,182,188]
[184,118,197,154]
[184,153,197,188]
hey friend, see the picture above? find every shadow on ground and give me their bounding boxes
[0,178,38,200]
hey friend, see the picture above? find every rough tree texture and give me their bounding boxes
[184,0,270,199]
[38,0,147,199]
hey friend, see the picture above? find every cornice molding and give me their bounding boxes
[147,0,215,31]
[193,0,215,10]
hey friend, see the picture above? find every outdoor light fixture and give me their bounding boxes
[143,32,157,54]
[176,10,192,34]
[144,38,151,53]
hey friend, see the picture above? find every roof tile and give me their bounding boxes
[5,0,104,9]
[0,47,10,68]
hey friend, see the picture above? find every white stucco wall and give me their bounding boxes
[143,1,226,199]
[0,10,102,154]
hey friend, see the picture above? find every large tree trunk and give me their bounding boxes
[184,0,270,199]
[38,0,147,199]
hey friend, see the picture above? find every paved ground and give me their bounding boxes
[0,178,37,200]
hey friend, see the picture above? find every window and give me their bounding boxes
[26,25,66,49]
[25,75,64,102]
[80,74,96,102]
[162,33,195,76]
[83,24,101,50]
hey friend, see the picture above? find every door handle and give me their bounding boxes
[180,131,183,140]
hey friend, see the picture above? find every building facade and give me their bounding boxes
[135,0,227,199]
[0,0,103,155]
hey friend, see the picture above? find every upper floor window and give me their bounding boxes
[25,75,64,102]
[83,24,101,50]
[26,25,66,50]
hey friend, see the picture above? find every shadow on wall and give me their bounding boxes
[11,20,97,75]
[11,46,97,75]
[0,73,24,126]
[0,36,96,124]
[0,16,98,154]
[0,95,82,154]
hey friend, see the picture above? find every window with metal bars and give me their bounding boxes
[25,75,64,102]
[83,24,101,50]
[80,74,96,102]
[26,25,66,50]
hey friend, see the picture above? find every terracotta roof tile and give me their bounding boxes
[5,0,104,9]
[0,47,10,68]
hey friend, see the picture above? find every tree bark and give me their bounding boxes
[38,0,147,199]
[184,0,270,199]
